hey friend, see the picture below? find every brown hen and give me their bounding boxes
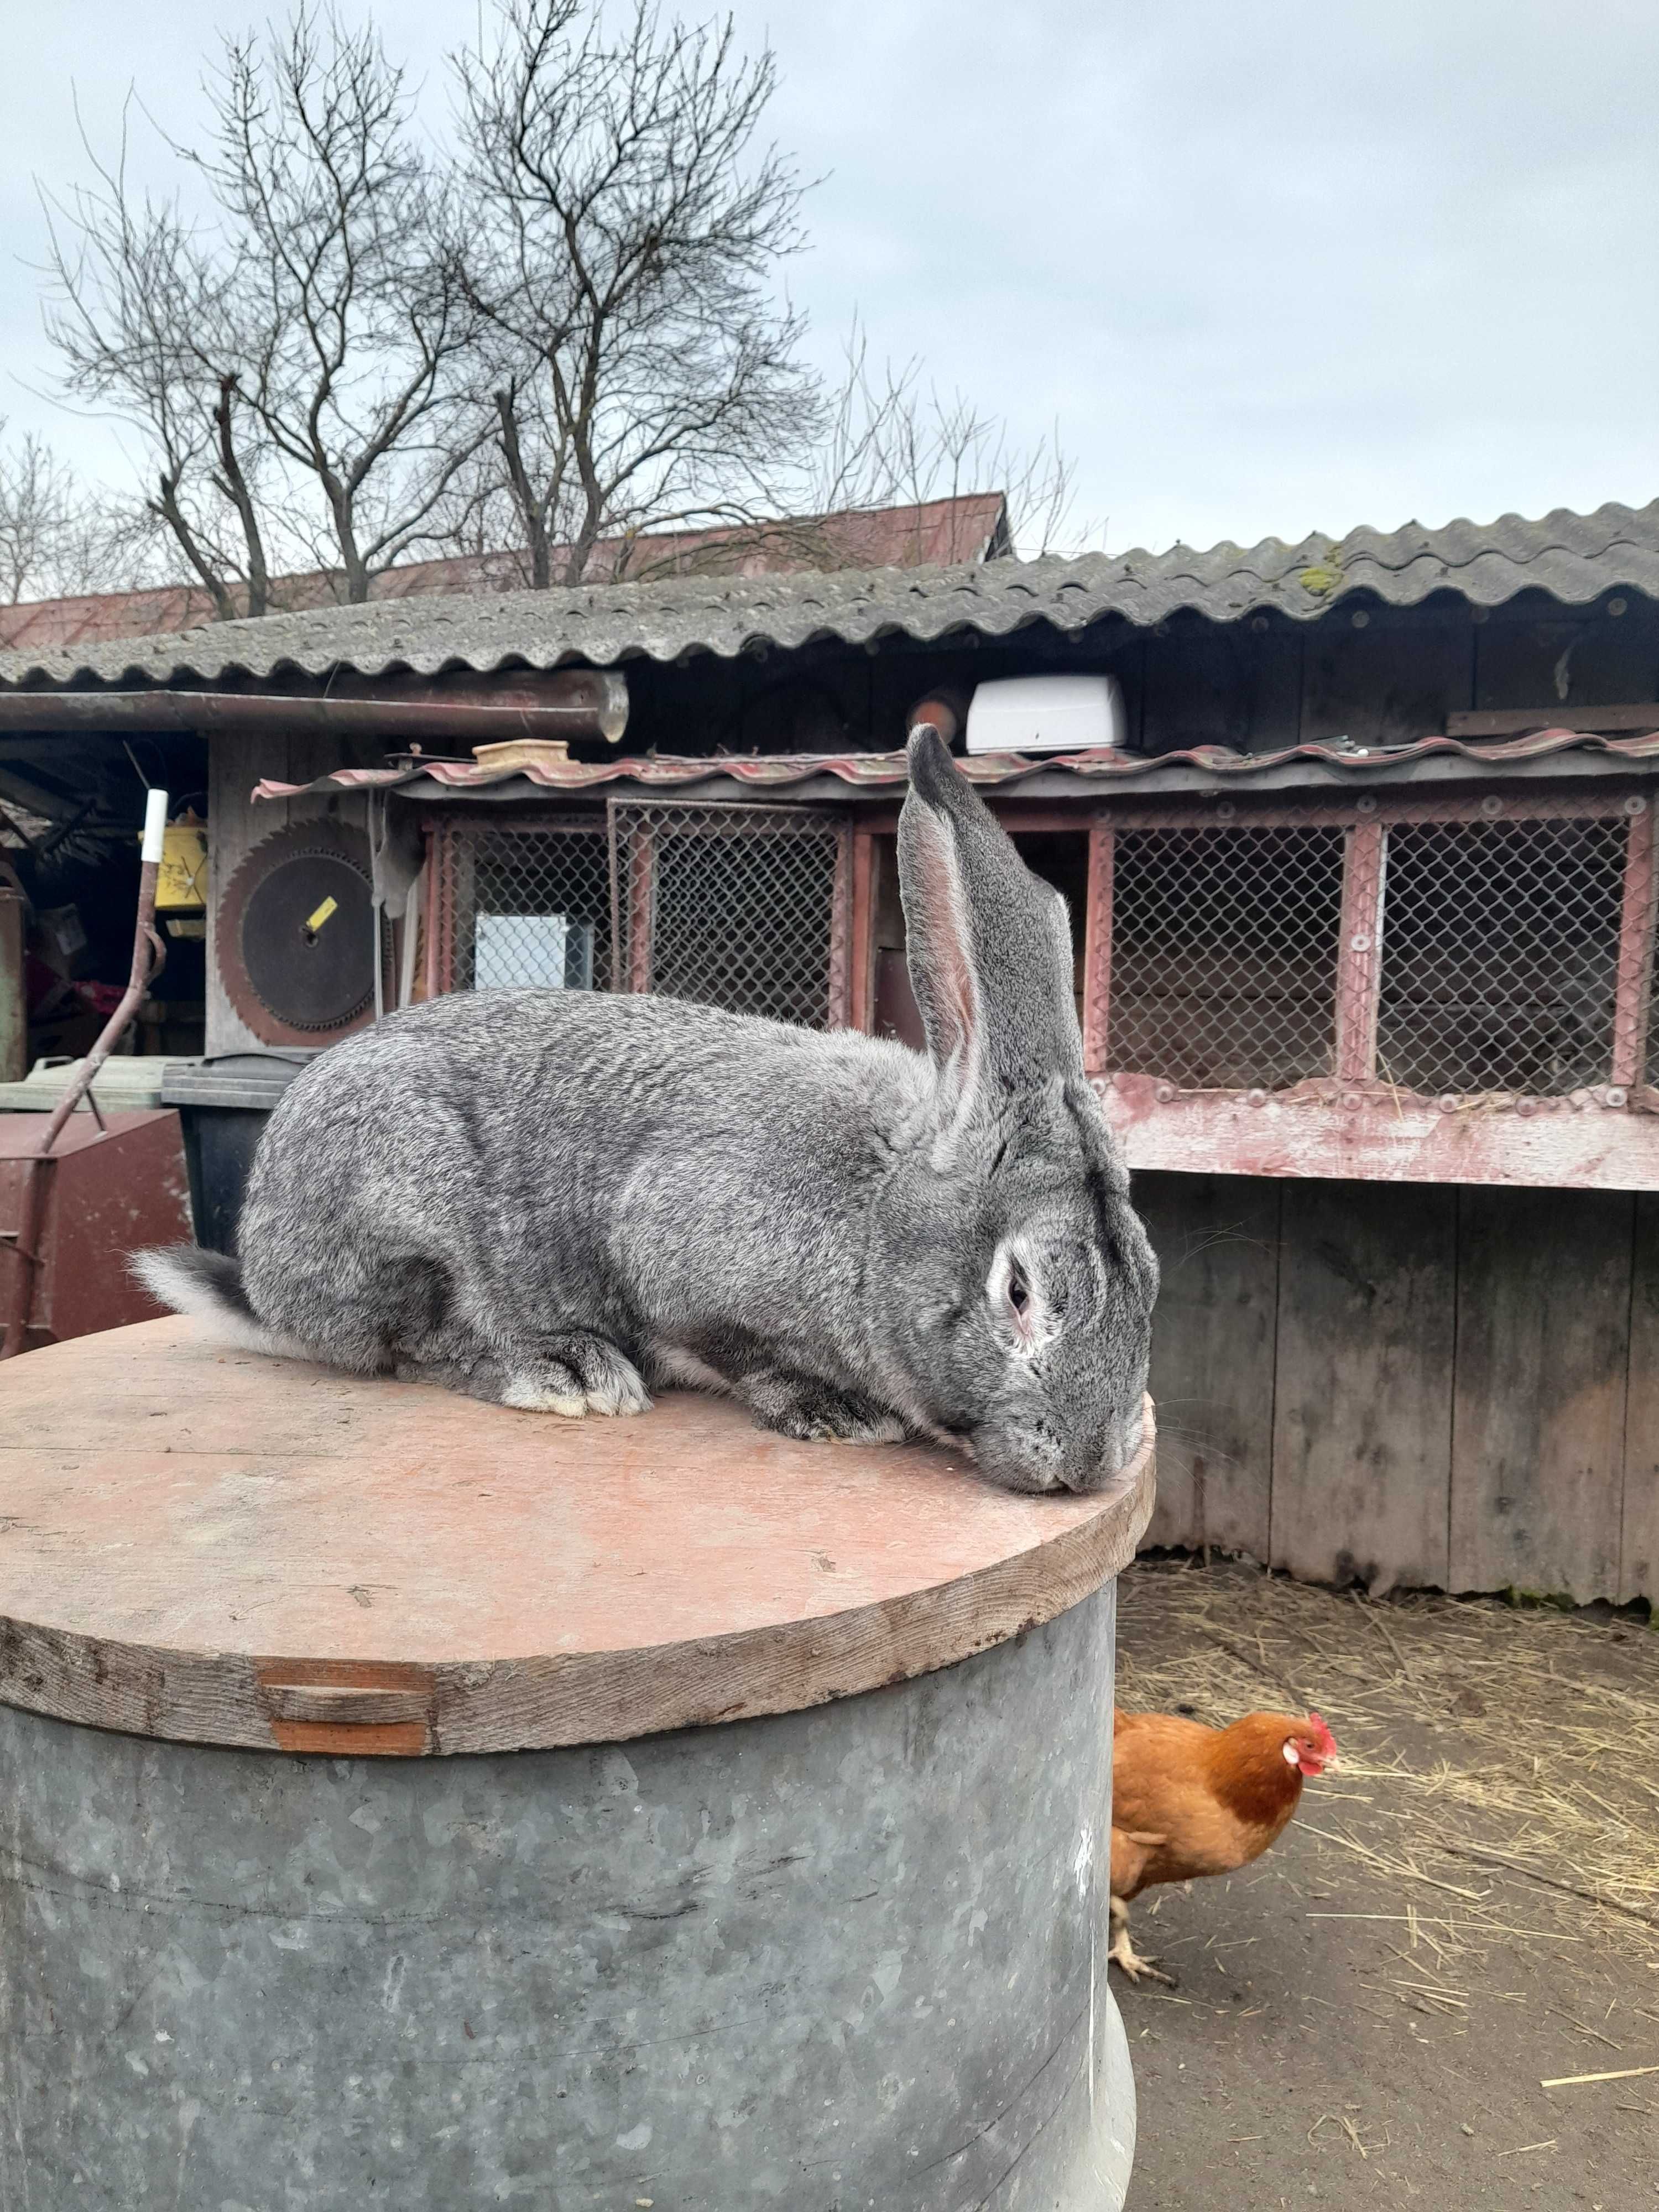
[1108,1707,1338,1983]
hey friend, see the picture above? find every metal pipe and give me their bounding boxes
[40,790,168,1153]
[0,671,629,746]
[905,690,967,747]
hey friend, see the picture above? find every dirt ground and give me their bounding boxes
[1112,1559,1659,2210]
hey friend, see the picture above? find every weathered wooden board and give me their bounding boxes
[1271,1178,1457,1593]
[1096,1078,1659,1193]
[208,729,296,1054]
[1134,1171,1279,1561]
[1621,1192,1659,1605]
[1471,598,1659,716]
[1450,1186,1632,1601]
[1449,703,1659,737]
[0,1317,1155,1756]
[1299,604,1473,749]
[1138,617,1300,754]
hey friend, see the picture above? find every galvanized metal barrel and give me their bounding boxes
[0,1318,1154,2210]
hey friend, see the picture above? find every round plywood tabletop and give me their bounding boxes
[0,1318,1156,1756]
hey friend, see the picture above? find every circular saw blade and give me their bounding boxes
[217,818,378,1045]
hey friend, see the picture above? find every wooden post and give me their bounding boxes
[827,822,857,1029]
[0,885,24,1084]
[418,828,441,1004]
[1611,800,1656,1090]
[848,828,877,1033]
[1334,820,1386,1086]
[625,828,656,996]
[1082,822,1114,1076]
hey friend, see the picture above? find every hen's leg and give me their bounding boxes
[1107,1895,1177,1986]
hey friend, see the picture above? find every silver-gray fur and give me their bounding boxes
[139,730,1157,1494]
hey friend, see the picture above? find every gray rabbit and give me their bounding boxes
[138,729,1157,1495]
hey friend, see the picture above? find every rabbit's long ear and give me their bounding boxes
[898,727,1083,1118]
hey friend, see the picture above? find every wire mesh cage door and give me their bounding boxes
[1087,794,1658,1104]
[608,800,855,1029]
[430,817,615,995]
[1371,808,1646,1097]
[1102,820,1349,1089]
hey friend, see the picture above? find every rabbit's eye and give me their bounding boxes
[1006,1264,1031,1317]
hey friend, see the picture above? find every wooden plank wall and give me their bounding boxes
[1622,1195,1659,1604]
[1272,1181,1456,1593]
[513,583,1659,762]
[1094,591,1659,758]
[1450,1190,1631,1600]
[1138,1175,1279,1562]
[1137,1170,1652,1603]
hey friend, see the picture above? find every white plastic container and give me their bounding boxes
[964,673,1128,755]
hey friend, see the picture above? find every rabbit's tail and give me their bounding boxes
[133,1245,286,1356]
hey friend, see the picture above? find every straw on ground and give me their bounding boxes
[1117,1558,1659,1963]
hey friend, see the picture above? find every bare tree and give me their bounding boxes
[453,0,820,587]
[582,322,1089,580]
[0,419,169,605]
[43,7,488,612]
[191,8,488,601]
[41,0,1091,614]
[0,426,84,603]
[795,324,1084,563]
[42,118,279,618]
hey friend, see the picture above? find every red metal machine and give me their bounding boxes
[0,790,193,1358]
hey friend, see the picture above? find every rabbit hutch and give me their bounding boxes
[3,496,1657,1606]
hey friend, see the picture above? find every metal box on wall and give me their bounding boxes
[0,1110,194,1354]
[160,1051,311,1254]
[964,671,1128,754]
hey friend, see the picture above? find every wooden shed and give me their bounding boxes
[4,497,1657,1604]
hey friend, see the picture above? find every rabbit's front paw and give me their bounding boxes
[500,1373,589,1416]
[745,1373,909,1446]
[503,1333,653,1418]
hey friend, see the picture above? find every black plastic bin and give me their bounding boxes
[161,1052,316,1255]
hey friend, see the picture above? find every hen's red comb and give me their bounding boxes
[1308,1710,1338,1757]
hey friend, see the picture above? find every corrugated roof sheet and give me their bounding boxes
[6,497,1656,692]
[251,725,1659,806]
[0,493,1008,658]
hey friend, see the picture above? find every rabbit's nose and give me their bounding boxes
[1058,1416,1132,1495]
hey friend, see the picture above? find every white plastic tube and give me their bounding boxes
[141,786,169,864]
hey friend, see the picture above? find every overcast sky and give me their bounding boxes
[3,0,1656,557]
